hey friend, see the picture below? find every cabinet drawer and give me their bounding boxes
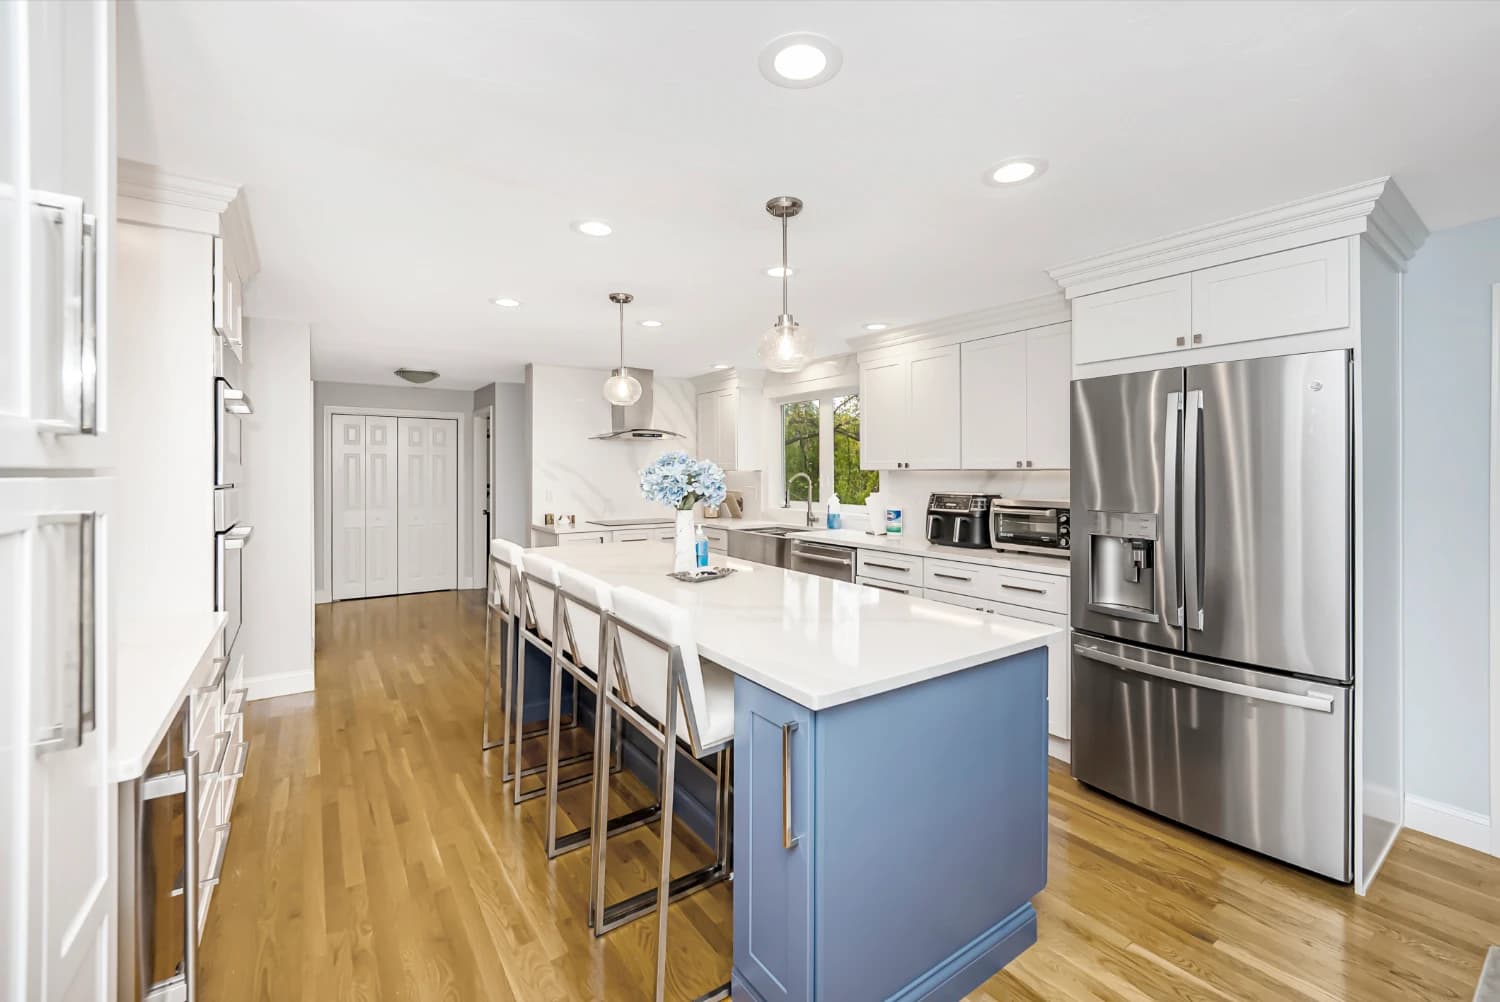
[856,575,919,596]
[922,587,989,612]
[991,567,1068,614]
[703,526,728,553]
[922,558,996,600]
[611,529,655,543]
[559,532,608,546]
[856,550,922,585]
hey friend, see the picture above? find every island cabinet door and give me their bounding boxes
[733,679,815,1002]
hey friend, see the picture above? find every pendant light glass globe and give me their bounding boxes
[758,317,813,373]
[603,368,642,406]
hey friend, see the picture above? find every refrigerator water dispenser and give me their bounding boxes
[1087,511,1160,621]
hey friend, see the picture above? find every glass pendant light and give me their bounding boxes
[758,195,813,373]
[601,292,643,406]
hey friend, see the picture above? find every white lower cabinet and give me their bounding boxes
[558,532,608,546]
[702,526,728,553]
[855,574,919,595]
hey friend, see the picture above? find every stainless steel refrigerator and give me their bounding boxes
[1069,349,1354,882]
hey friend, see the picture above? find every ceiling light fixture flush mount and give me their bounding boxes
[758,195,813,373]
[759,32,843,89]
[572,219,613,237]
[983,157,1048,186]
[602,292,643,406]
[395,368,439,384]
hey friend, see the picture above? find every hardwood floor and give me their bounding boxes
[201,590,1500,1001]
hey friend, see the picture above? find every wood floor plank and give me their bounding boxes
[198,590,1500,1001]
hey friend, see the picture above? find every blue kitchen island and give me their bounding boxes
[529,543,1054,1002]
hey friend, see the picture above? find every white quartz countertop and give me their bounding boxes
[784,528,1073,577]
[532,516,788,535]
[112,612,227,781]
[529,542,1058,710]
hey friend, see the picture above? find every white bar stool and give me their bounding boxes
[590,586,733,1002]
[482,539,527,781]
[542,566,661,859]
[513,551,588,805]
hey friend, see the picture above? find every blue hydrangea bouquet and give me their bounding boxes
[640,451,727,571]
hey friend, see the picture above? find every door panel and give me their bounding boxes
[1071,634,1351,881]
[1024,325,1071,470]
[364,416,398,597]
[1185,351,1351,681]
[959,333,1026,470]
[1069,366,1184,651]
[905,345,960,469]
[397,418,458,594]
[1191,241,1350,348]
[857,358,906,470]
[330,415,366,600]
[1072,274,1192,365]
[695,393,718,467]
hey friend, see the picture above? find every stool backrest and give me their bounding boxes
[489,539,526,618]
[557,565,612,677]
[609,586,709,749]
[521,551,562,642]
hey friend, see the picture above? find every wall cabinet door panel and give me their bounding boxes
[857,358,907,471]
[696,392,719,468]
[1024,325,1071,470]
[960,334,1027,470]
[1191,240,1350,348]
[1072,273,1192,365]
[905,345,961,469]
[716,389,738,470]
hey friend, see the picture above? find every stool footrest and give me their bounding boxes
[549,803,661,859]
[594,861,729,935]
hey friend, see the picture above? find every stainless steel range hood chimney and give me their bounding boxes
[591,369,684,441]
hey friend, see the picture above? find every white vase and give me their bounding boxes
[673,509,695,573]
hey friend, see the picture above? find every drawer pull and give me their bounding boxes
[933,572,973,582]
[201,823,232,888]
[781,722,799,850]
[1000,583,1048,595]
[862,581,911,594]
[863,561,910,573]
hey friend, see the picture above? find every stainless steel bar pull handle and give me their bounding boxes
[863,561,909,573]
[1182,390,1204,631]
[35,512,97,754]
[1072,643,1335,713]
[781,722,799,849]
[797,551,850,566]
[1000,583,1046,595]
[1162,391,1183,627]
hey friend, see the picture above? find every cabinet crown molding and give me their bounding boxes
[1048,176,1429,299]
[117,159,262,283]
[849,293,1069,355]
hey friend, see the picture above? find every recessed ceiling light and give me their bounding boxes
[572,219,613,237]
[490,297,521,308]
[711,363,732,370]
[766,265,796,278]
[759,32,843,89]
[984,157,1048,187]
[862,322,890,332]
[638,319,663,328]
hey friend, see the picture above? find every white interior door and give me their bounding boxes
[398,418,458,594]
[364,415,398,598]
[330,414,367,600]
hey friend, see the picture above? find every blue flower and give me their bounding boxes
[640,451,726,510]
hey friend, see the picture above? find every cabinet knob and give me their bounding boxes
[1026,460,1033,468]
[1175,336,1186,347]
[1193,333,1203,344]
[1015,461,1023,468]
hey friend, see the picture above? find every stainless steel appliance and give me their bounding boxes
[989,499,1070,556]
[726,525,798,568]
[925,493,993,549]
[1069,349,1354,882]
[788,538,855,581]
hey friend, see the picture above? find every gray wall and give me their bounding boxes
[313,380,477,597]
[1402,215,1500,816]
[472,381,528,547]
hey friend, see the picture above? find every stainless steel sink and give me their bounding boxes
[726,525,801,566]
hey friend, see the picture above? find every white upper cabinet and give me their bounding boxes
[858,345,961,470]
[905,345,961,469]
[1071,274,1191,365]
[695,391,720,466]
[959,333,1027,470]
[695,387,745,471]
[960,324,1071,471]
[1023,325,1071,470]
[1190,240,1349,349]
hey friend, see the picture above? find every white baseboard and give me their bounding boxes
[315,588,331,605]
[1404,794,1493,854]
[245,668,316,702]
[1048,734,1071,764]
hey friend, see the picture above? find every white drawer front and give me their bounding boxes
[703,527,728,553]
[922,587,990,611]
[559,532,608,546]
[857,550,923,585]
[856,575,919,596]
[611,529,655,543]
[922,558,995,600]
[991,567,1068,614]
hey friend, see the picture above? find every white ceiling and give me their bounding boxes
[118,0,1500,390]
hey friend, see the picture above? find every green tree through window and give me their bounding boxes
[782,400,820,502]
[833,395,879,505]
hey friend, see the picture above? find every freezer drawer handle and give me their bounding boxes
[1072,643,1335,713]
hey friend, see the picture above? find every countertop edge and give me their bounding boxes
[110,612,229,782]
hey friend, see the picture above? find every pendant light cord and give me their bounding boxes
[781,215,790,316]
[617,302,626,374]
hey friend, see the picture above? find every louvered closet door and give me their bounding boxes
[330,414,367,600]
[397,418,458,593]
[364,416,399,597]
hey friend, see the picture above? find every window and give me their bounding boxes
[780,393,879,507]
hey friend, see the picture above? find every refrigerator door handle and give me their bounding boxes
[1072,643,1336,713]
[1182,389,1204,631]
[1163,391,1183,627]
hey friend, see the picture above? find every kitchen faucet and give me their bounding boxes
[788,472,816,527]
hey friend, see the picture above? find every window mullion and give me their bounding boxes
[819,396,834,503]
